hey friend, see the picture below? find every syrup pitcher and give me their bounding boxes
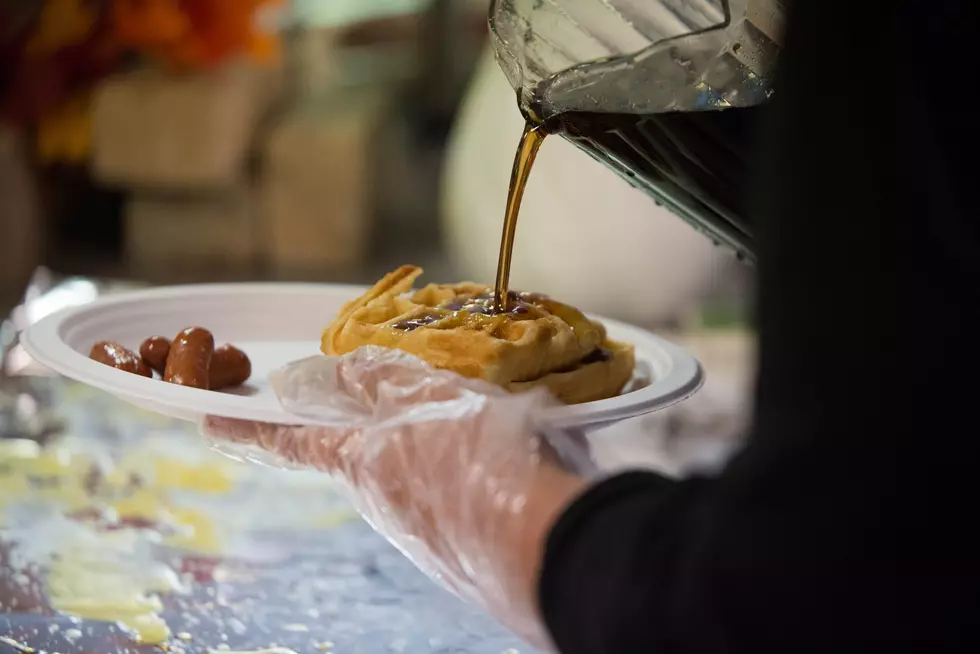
[489,0,786,261]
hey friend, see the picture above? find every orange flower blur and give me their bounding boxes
[112,0,282,69]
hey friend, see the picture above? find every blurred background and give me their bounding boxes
[1,0,753,330]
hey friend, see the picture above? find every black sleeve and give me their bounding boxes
[539,1,980,652]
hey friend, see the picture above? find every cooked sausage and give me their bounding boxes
[210,344,251,390]
[163,327,214,389]
[89,342,152,377]
[139,336,171,375]
[139,334,249,390]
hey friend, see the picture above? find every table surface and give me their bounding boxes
[0,377,535,654]
[1,268,751,654]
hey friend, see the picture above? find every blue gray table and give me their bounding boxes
[0,376,534,654]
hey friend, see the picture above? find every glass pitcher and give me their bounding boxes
[489,0,787,261]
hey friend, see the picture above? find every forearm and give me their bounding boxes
[538,470,695,652]
[536,436,911,654]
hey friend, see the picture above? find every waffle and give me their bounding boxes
[322,265,635,404]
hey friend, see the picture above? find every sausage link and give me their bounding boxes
[139,336,171,375]
[163,327,214,389]
[210,344,252,390]
[89,342,152,377]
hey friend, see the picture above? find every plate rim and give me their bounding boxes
[20,282,704,428]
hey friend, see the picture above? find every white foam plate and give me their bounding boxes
[20,283,703,429]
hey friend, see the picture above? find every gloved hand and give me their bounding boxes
[203,346,590,649]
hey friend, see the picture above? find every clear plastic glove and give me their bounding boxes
[202,346,591,649]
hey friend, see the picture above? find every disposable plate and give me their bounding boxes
[21,284,703,429]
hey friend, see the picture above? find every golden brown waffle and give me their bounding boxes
[322,265,635,404]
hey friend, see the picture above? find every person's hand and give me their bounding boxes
[203,346,588,649]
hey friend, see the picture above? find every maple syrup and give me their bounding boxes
[492,120,547,312]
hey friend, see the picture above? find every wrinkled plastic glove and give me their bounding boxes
[203,346,590,649]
